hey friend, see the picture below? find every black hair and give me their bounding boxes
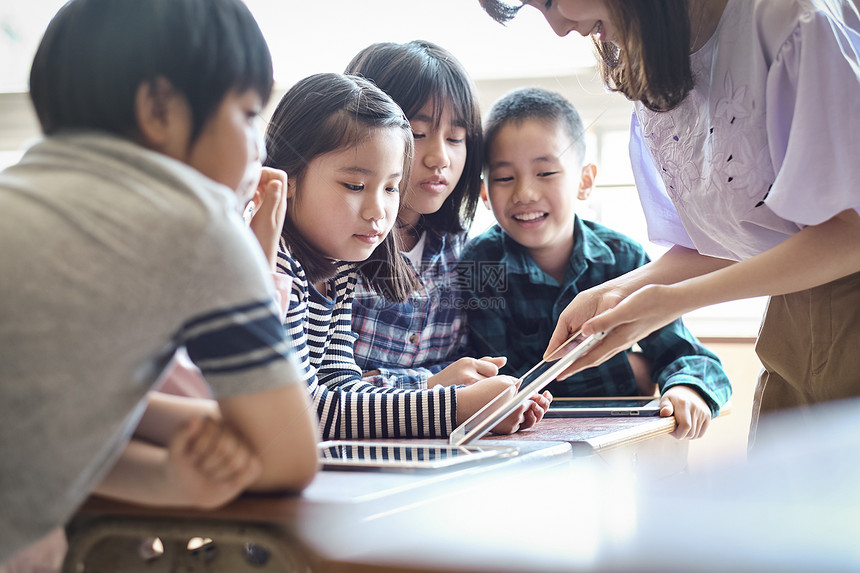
[478,0,694,112]
[345,40,483,235]
[265,73,418,302]
[483,87,586,167]
[29,0,273,141]
[477,0,523,23]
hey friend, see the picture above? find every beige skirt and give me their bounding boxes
[750,270,860,442]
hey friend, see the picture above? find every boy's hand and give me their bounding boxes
[166,417,262,509]
[428,356,507,388]
[248,167,288,270]
[659,385,711,440]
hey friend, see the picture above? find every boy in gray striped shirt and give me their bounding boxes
[0,0,318,563]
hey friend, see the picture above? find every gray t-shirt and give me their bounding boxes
[0,133,302,560]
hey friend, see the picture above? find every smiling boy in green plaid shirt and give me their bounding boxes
[461,88,731,440]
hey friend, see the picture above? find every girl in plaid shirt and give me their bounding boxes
[346,41,507,390]
[264,73,550,439]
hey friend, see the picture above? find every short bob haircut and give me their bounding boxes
[478,0,694,112]
[345,40,483,235]
[483,87,586,168]
[30,0,273,143]
[265,73,418,302]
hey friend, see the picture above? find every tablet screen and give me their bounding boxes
[549,398,657,409]
[545,397,660,418]
[318,440,516,471]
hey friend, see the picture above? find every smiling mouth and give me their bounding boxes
[512,212,548,223]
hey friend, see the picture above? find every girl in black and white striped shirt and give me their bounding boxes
[264,73,551,440]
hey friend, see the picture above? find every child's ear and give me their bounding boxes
[134,76,188,155]
[480,180,491,210]
[578,163,597,201]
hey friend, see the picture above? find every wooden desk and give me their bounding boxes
[61,401,857,573]
[63,440,571,572]
[62,416,690,573]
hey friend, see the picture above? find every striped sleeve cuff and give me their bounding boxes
[181,299,295,376]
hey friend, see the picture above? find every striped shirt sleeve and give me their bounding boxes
[278,248,458,439]
[179,297,303,396]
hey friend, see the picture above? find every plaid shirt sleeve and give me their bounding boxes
[362,366,432,389]
[638,320,732,416]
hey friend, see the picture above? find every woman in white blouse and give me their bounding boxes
[479,0,860,443]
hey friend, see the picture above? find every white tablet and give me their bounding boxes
[317,440,518,471]
[448,330,607,447]
[545,396,660,418]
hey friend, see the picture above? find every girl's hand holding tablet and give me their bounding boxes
[520,390,553,432]
[454,376,551,434]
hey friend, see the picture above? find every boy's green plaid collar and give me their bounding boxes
[496,215,617,284]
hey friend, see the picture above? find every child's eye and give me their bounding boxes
[385,186,399,194]
[245,109,262,125]
[447,138,465,144]
[537,171,558,177]
[343,183,364,191]
[412,132,425,140]
[492,176,514,183]
[544,0,553,9]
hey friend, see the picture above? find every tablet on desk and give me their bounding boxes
[318,440,518,471]
[448,330,607,447]
[545,397,660,418]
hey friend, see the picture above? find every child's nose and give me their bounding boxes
[362,190,388,221]
[423,134,450,170]
[512,179,539,203]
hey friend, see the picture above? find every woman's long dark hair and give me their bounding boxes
[265,73,418,302]
[594,0,694,112]
[345,40,483,234]
[479,0,695,112]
